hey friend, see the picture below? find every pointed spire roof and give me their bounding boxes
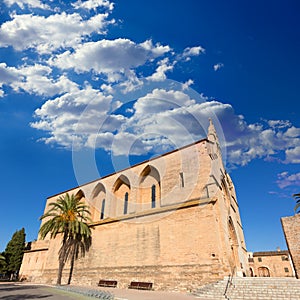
[208,118,218,142]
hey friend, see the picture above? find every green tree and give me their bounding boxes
[0,253,7,274]
[39,193,92,285]
[293,193,300,214]
[3,228,26,279]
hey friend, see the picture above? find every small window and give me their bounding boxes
[180,172,184,188]
[281,256,288,261]
[100,199,105,220]
[258,257,262,262]
[124,192,128,214]
[284,267,289,273]
[151,185,156,208]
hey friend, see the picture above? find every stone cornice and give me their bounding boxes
[90,197,216,227]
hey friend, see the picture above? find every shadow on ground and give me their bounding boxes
[0,294,51,300]
[0,284,52,300]
[0,285,42,292]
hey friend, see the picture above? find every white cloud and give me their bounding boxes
[72,0,114,11]
[213,63,224,71]
[1,1,298,169]
[268,119,291,129]
[31,83,300,166]
[147,58,174,82]
[181,46,205,61]
[3,0,50,9]
[140,40,171,56]
[49,38,171,80]
[182,79,194,90]
[0,12,112,53]
[0,63,79,97]
[30,86,127,149]
[222,115,300,166]
[118,70,143,93]
[0,62,19,85]
[285,146,300,164]
[277,172,300,189]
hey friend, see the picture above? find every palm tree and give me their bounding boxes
[39,193,92,285]
[293,193,300,214]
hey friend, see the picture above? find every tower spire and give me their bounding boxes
[208,118,218,142]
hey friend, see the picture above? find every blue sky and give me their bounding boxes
[0,0,299,252]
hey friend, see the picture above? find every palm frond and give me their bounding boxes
[293,193,300,214]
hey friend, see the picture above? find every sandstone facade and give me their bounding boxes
[248,250,295,278]
[281,214,300,279]
[20,121,249,291]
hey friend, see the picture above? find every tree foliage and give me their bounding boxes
[0,253,7,274]
[39,193,92,285]
[293,193,300,214]
[3,228,26,277]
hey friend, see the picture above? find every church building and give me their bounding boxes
[20,120,249,291]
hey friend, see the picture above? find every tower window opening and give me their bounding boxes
[124,192,129,214]
[100,199,105,220]
[180,172,184,188]
[151,185,156,208]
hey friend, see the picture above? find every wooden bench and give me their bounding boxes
[128,281,153,290]
[98,279,118,288]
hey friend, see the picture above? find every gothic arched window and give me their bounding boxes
[124,192,129,214]
[151,184,156,208]
[100,199,105,220]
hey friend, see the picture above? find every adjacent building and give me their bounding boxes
[248,249,295,278]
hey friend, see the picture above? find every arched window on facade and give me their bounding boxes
[75,189,85,200]
[100,199,105,220]
[124,192,129,214]
[113,175,131,217]
[151,184,156,208]
[139,165,161,212]
[91,183,106,221]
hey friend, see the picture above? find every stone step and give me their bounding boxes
[194,277,300,300]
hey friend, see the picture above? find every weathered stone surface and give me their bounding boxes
[248,250,295,277]
[281,214,300,278]
[20,122,249,291]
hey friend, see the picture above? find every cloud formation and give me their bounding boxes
[277,172,300,189]
[181,46,205,61]
[3,0,50,9]
[72,0,114,11]
[213,63,224,71]
[1,0,299,169]
[49,39,171,81]
[0,12,112,54]
[30,82,300,167]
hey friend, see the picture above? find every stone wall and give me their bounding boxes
[20,122,249,291]
[281,214,300,278]
[248,250,295,277]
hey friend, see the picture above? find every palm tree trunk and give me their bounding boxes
[56,257,65,285]
[67,250,75,285]
[57,233,67,285]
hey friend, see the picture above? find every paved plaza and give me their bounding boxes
[0,283,199,300]
[0,283,98,300]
